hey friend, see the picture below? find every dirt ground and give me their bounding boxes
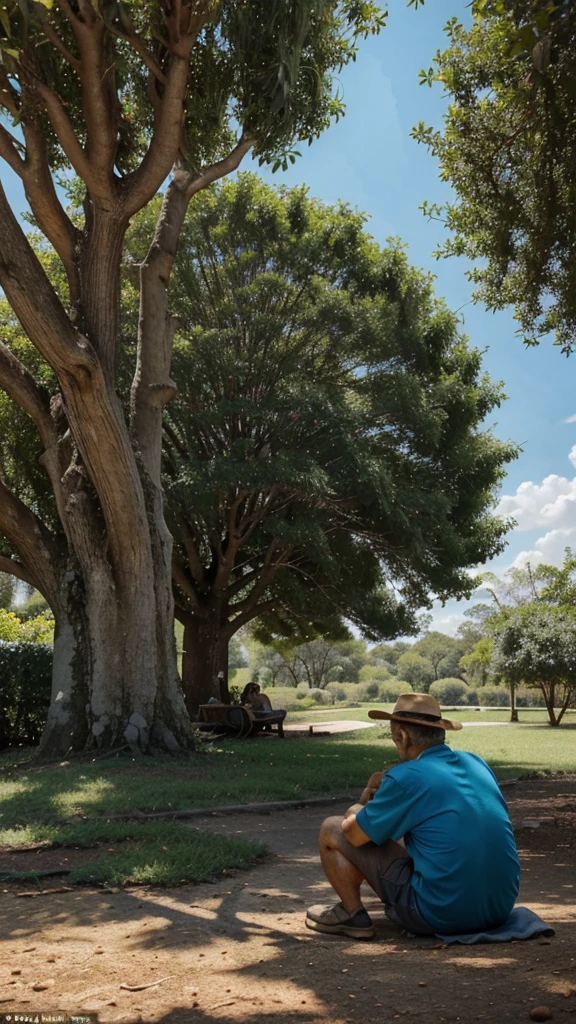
[0,775,575,1024]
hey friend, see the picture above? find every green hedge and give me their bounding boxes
[0,641,52,748]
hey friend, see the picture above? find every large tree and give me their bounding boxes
[412,1,576,350]
[0,0,385,754]
[146,174,518,710]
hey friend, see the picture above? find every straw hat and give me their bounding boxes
[368,693,462,731]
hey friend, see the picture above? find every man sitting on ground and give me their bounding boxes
[306,693,520,940]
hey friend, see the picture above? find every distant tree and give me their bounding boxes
[396,651,435,690]
[369,641,412,673]
[460,637,494,688]
[412,632,465,681]
[256,638,367,691]
[161,175,516,710]
[413,2,576,352]
[492,603,576,726]
[228,637,248,682]
[456,604,493,653]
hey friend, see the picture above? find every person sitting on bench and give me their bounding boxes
[305,692,520,940]
[241,682,287,728]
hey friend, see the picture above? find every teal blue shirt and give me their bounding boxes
[355,745,520,933]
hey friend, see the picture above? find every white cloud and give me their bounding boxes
[497,472,576,531]
[563,414,576,424]
[511,527,576,569]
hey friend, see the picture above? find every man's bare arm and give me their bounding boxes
[342,803,372,847]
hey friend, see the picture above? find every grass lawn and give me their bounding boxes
[287,706,576,725]
[0,708,573,885]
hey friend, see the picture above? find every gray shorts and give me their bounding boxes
[342,838,436,935]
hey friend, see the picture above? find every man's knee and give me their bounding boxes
[319,815,347,849]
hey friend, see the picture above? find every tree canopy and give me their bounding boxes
[465,551,576,723]
[492,602,576,726]
[412,1,576,350]
[139,173,518,708]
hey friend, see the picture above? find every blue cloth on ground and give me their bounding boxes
[436,906,554,945]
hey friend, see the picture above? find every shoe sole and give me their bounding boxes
[305,917,375,940]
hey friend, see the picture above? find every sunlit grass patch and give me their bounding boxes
[69,824,266,887]
[0,819,266,888]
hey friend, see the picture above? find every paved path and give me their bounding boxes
[284,719,517,734]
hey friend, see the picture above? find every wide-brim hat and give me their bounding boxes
[368,693,462,731]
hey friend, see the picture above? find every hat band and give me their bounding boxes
[392,709,442,723]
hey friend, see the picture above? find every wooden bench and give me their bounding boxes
[197,703,285,739]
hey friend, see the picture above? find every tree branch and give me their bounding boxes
[228,599,277,636]
[0,339,54,444]
[172,559,201,615]
[0,477,59,605]
[131,136,255,488]
[0,124,25,176]
[43,19,81,69]
[0,553,39,591]
[21,121,82,300]
[32,79,95,187]
[184,136,257,204]
[0,339,73,533]
[0,179,96,377]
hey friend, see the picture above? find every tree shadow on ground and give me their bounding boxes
[0,781,575,1024]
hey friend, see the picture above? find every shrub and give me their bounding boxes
[377,679,414,702]
[264,686,306,711]
[308,688,334,705]
[478,686,510,707]
[0,641,52,748]
[358,665,391,684]
[429,678,470,706]
[325,681,365,702]
[326,684,346,702]
[357,681,380,701]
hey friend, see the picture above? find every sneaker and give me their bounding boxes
[305,901,375,940]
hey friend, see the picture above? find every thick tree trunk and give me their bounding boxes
[39,534,192,757]
[181,613,230,716]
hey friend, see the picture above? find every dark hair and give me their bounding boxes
[395,721,445,748]
[241,682,260,703]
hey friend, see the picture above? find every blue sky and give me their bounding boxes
[3,1,576,632]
